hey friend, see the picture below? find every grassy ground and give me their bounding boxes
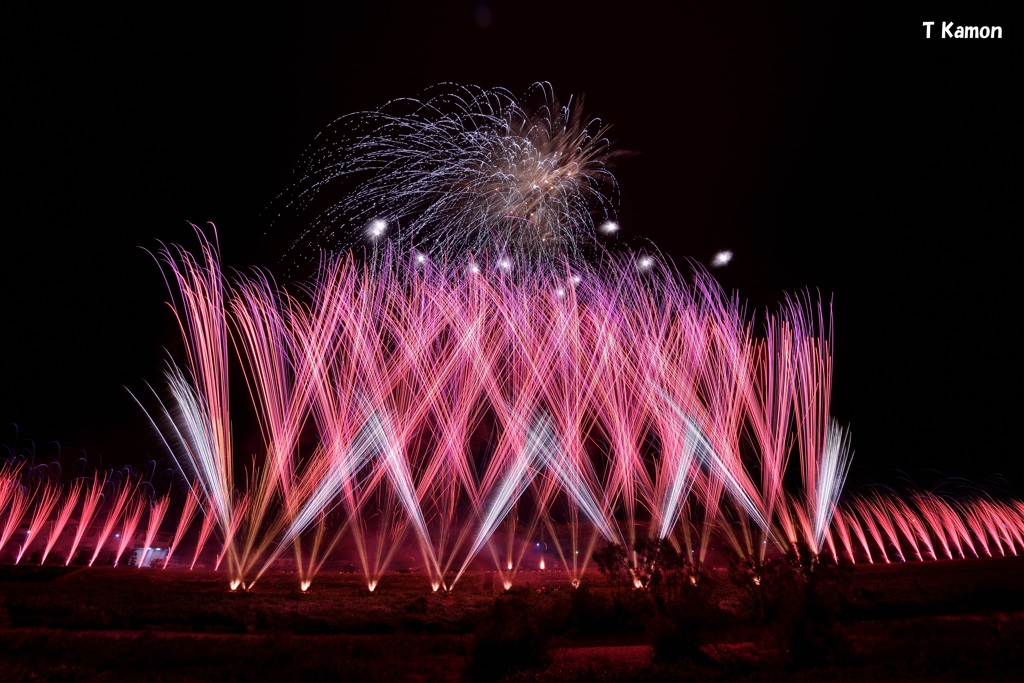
[1,559,1022,682]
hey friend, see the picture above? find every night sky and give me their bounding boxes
[2,4,1020,489]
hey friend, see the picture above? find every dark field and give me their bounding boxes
[1,559,1022,682]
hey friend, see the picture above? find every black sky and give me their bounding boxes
[2,3,1020,488]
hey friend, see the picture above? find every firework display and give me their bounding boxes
[3,234,1022,592]
[1,84,1021,598]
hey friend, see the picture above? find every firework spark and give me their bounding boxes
[711,251,733,268]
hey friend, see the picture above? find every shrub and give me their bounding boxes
[727,542,850,667]
[467,594,557,681]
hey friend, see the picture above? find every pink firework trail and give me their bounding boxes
[41,479,81,565]
[66,473,106,566]
[190,502,217,571]
[0,476,30,557]
[113,492,147,567]
[165,484,199,569]
[138,493,170,567]
[15,475,62,564]
[90,474,140,567]
[829,490,1024,565]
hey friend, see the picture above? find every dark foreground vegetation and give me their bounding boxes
[1,553,1023,682]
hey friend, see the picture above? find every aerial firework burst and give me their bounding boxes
[281,82,624,271]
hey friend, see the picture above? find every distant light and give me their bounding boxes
[637,256,654,271]
[600,221,619,234]
[414,252,427,265]
[570,274,581,285]
[497,258,512,270]
[468,264,480,275]
[711,250,733,268]
[367,219,388,239]
[555,288,566,298]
